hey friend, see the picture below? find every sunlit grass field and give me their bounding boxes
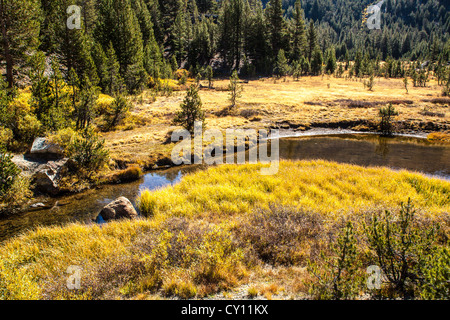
[138,160,450,219]
[102,76,449,167]
[1,160,449,300]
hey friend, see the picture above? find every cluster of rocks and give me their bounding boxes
[12,138,139,222]
[13,137,69,195]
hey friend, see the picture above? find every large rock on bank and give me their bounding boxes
[32,158,69,195]
[98,197,138,221]
[29,137,64,160]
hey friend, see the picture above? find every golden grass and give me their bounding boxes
[428,131,450,143]
[1,160,449,300]
[138,160,450,220]
[101,75,449,168]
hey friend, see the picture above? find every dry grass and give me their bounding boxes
[137,160,450,220]
[0,160,449,300]
[427,131,450,143]
[101,76,449,168]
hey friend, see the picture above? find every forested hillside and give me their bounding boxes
[1,0,449,90]
[1,0,449,154]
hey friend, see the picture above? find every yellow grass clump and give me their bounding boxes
[1,160,449,300]
[137,160,450,219]
[428,132,450,143]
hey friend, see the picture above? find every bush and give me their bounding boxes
[0,175,32,212]
[137,218,246,297]
[419,246,450,299]
[0,127,13,149]
[239,206,323,265]
[3,90,42,148]
[47,127,79,153]
[96,94,115,115]
[0,149,31,214]
[307,222,363,300]
[104,95,131,130]
[111,166,143,183]
[66,127,109,175]
[173,84,205,134]
[0,149,20,197]
[364,198,438,299]
[364,75,375,91]
[379,103,398,136]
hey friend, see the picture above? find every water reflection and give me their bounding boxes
[278,134,450,180]
[0,165,201,242]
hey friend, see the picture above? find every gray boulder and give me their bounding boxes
[32,158,69,195]
[29,137,64,159]
[98,197,138,221]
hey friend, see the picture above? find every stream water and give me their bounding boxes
[1,132,449,242]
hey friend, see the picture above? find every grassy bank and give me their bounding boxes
[138,160,450,219]
[103,76,450,168]
[1,160,449,300]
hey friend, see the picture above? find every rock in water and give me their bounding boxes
[98,197,138,221]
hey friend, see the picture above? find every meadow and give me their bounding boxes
[102,76,450,168]
[1,160,449,300]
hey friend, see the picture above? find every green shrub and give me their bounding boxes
[419,246,450,299]
[379,103,398,136]
[47,127,79,153]
[104,95,131,130]
[66,127,109,175]
[364,198,437,299]
[173,84,205,134]
[307,222,363,300]
[0,149,20,197]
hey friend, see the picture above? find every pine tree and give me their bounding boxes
[48,58,71,131]
[292,60,302,80]
[379,103,398,136]
[291,0,306,62]
[274,49,289,78]
[0,0,41,88]
[172,2,188,66]
[228,70,243,108]
[96,0,147,93]
[325,46,337,74]
[91,41,109,93]
[266,0,285,60]
[173,84,205,134]
[244,0,269,74]
[307,21,317,62]
[30,51,52,127]
[311,46,323,75]
[104,42,125,95]
[143,25,163,81]
[75,76,99,130]
[219,0,246,70]
[68,67,80,116]
[205,65,214,89]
